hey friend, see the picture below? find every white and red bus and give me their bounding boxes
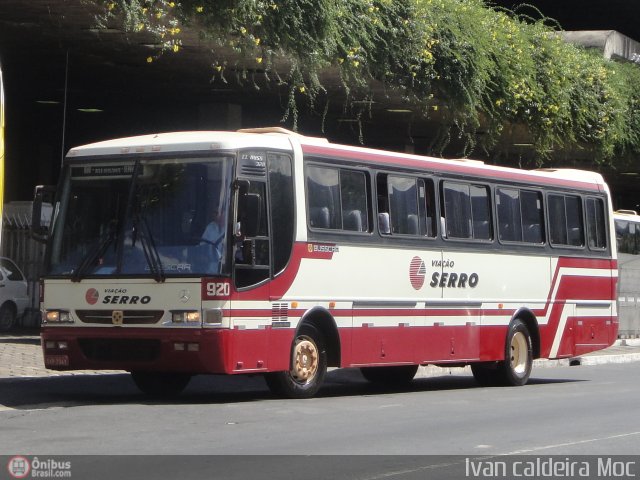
[34,128,618,398]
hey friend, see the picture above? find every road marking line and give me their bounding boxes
[504,431,640,454]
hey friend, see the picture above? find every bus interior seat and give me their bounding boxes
[568,227,583,245]
[344,209,364,232]
[378,212,391,234]
[407,214,419,235]
[523,224,542,243]
[473,220,490,239]
[310,206,330,229]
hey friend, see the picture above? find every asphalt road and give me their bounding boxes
[1,362,639,459]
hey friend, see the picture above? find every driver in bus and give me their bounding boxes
[200,206,226,270]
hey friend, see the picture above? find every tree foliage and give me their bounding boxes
[96,0,640,165]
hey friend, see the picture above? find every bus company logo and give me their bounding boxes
[307,243,339,254]
[85,288,99,305]
[409,256,427,290]
[7,456,30,479]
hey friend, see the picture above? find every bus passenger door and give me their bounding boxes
[232,151,296,373]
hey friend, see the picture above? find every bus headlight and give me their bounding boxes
[171,310,201,324]
[44,310,73,324]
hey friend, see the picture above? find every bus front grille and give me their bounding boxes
[76,310,164,325]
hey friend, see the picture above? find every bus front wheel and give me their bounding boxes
[131,371,192,397]
[265,324,327,399]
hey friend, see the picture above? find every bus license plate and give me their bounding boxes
[45,355,69,368]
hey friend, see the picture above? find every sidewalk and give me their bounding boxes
[1,331,639,380]
[0,331,124,378]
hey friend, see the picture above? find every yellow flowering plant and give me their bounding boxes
[94,0,640,165]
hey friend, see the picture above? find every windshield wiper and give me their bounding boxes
[134,214,165,283]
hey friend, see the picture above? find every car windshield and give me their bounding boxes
[47,155,234,278]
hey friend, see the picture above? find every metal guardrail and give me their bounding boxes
[1,216,45,327]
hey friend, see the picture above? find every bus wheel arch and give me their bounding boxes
[264,307,341,398]
[297,307,341,368]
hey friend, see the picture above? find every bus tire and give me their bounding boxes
[131,371,191,397]
[499,319,533,386]
[0,303,17,331]
[264,324,327,399]
[473,320,533,387]
[360,365,418,385]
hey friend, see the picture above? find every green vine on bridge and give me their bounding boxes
[95,0,640,166]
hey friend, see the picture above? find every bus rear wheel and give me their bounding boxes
[264,324,327,399]
[471,319,533,387]
[501,319,533,386]
[360,365,418,385]
[131,371,192,397]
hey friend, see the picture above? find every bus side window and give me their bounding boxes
[307,166,340,230]
[306,165,369,233]
[376,174,391,235]
[497,188,520,242]
[442,181,491,240]
[420,179,437,238]
[340,170,369,232]
[377,174,435,237]
[548,193,584,247]
[443,182,472,239]
[521,190,544,244]
[586,197,607,249]
[497,188,544,244]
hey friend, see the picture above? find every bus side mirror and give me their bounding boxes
[31,185,55,242]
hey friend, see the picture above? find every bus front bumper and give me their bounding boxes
[41,327,236,374]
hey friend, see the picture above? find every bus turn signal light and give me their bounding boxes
[171,311,201,324]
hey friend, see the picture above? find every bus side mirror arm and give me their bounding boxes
[31,185,55,243]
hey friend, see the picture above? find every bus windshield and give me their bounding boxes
[47,155,234,279]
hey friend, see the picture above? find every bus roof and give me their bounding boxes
[67,128,607,192]
[66,130,297,158]
[614,210,640,221]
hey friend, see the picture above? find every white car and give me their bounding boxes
[0,257,29,331]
